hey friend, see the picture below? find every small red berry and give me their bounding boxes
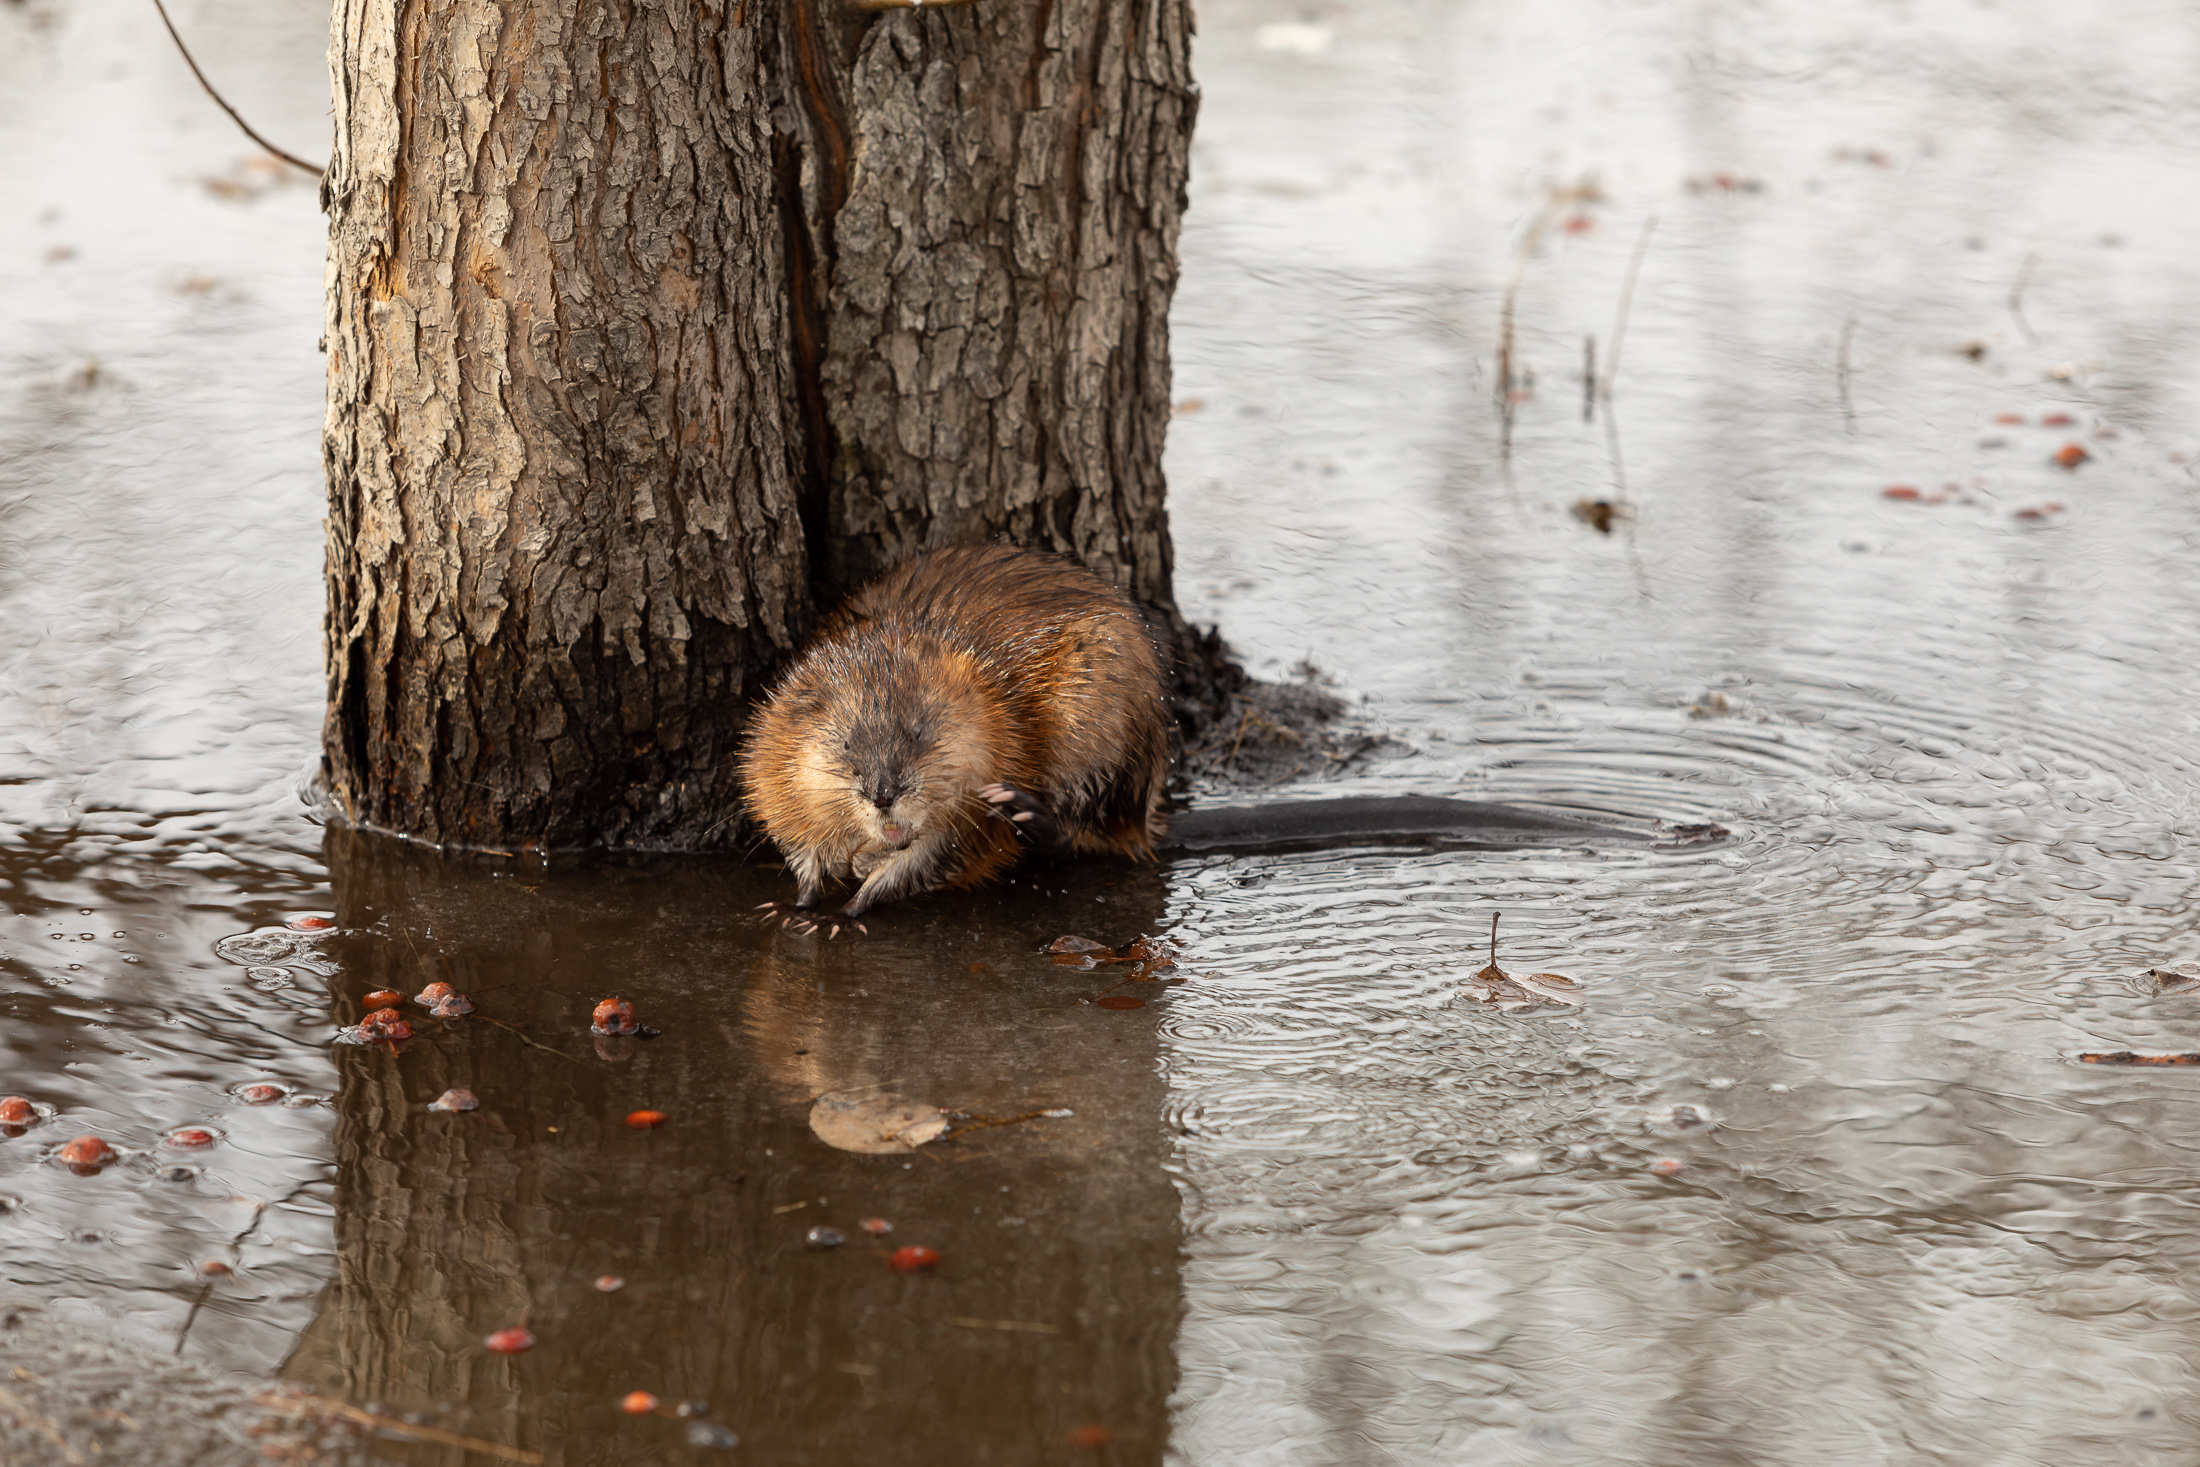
[888,1246,941,1274]
[237,1084,286,1104]
[858,1217,893,1236]
[592,998,638,1036]
[415,981,454,1005]
[200,1260,234,1277]
[1070,1424,1115,1448]
[483,1327,536,1354]
[56,1136,113,1170]
[595,1274,626,1292]
[359,1009,412,1042]
[166,1128,216,1149]
[363,989,404,1010]
[1649,1157,1685,1177]
[0,1097,35,1125]
[288,915,336,931]
[620,1391,659,1415]
[625,1110,667,1130]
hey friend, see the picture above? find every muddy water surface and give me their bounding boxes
[7,0,2200,1463]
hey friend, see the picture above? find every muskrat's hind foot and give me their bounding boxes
[981,783,1065,849]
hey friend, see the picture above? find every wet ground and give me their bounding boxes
[8,0,2200,1462]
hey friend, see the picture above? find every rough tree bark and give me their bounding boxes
[322,0,1200,850]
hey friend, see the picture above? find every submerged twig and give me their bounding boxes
[253,1392,543,1464]
[1582,334,1597,423]
[149,0,324,176]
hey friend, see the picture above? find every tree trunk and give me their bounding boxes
[322,0,1198,850]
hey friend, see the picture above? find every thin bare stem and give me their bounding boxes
[1488,911,1499,967]
[1835,310,1859,431]
[1582,334,1597,424]
[1598,212,1659,403]
[149,0,324,176]
[2008,251,2040,344]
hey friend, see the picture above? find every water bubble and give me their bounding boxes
[121,956,141,964]
[686,1423,739,1450]
[1703,1077,1738,1092]
[1700,983,1738,998]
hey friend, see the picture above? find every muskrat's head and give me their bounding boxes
[792,656,993,855]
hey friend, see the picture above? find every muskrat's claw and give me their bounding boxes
[979,783,1037,821]
[756,900,868,939]
[981,783,1065,848]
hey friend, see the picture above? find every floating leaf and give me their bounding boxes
[808,1091,947,1154]
[429,1088,479,1113]
[1048,936,1110,954]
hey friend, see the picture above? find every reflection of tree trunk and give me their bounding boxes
[322,0,1199,849]
[288,828,1182,1464]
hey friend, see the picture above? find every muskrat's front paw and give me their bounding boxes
[981,783,1062,845]
[756,901,868,939]
[979,783,1039,820]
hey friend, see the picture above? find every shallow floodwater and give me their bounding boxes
[7,0,2200,1462]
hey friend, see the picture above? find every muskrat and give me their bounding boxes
[739,543,1171,930]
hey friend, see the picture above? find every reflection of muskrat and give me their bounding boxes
[740,544,1170,926]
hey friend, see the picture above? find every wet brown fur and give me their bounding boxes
[740,544,1171,919]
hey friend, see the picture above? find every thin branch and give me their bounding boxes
[149,0,324,177]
